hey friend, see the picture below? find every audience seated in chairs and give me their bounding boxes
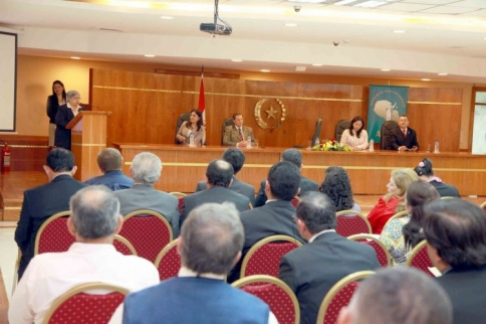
[424,198,486,324]
[367,168,418,234]
[278,192,379,324]
[14,148,87,280]
[413,158,460,198]
[319,166,361,214]
[380,180,439,265]
[254,148,319,207]
[222,112,256,147]
[85,148,133,191]
[9,185,159,324]
[195,148,256,206]
[181,159,250,226]
[109,203,277,324]
[228,161,306,282]
[114,152,180,237]
[337,267,452,324]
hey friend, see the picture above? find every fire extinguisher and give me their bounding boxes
[0,140,11,174]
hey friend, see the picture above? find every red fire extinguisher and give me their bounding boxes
[0,140,11,174]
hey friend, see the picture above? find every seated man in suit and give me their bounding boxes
[222,112,256,147]
[9,186,159,324]
[14,148,87,279]
[228,161,305,282]
[194,148,255,206]
[114,152,180,236]
[109,203,277,324]
[85,148,133,191]
[279,192,380,324]
[424,199,486,324]
[181,160,250,226]
[254,148,319,207]
[385,115,419,151]
[338,268,452,324]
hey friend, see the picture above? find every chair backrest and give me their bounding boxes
[481,201,486,212]
[405,240,435,277]
[120,210,173,263]
[232,275,299,324]
[221,117,234,145]
[154,239,180,281]
[170,192,187,214]
[316,271,375,324]
[335,210,372,237]
[175,112,191,144]
[387,210,409,223]
[42,283,129,324]
[348,234,392,267]
[380,120,398,149]
[34,211,73,255]
[291,196,301,207]
[335,119,351,142]
[113,234,137,256]
[312,117,323,146]
[240,235,303,278]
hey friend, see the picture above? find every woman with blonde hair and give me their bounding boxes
[367,168,419,234]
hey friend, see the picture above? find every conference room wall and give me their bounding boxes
[91,68,462,151]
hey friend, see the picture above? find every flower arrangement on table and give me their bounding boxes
[311,140,353,152]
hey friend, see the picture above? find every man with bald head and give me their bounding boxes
[85,148,133,190]
[181,159,250,226]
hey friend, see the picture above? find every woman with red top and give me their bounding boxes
[367,168,419,234]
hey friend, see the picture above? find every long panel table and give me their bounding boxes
[113,144,486,196]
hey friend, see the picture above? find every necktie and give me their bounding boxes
[402,129,407,138]
[238,128,243,141]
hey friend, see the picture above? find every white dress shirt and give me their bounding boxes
[9,242,159,324]
[340,129,369,150]
[108,266,279,324]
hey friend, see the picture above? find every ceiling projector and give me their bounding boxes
[200,0,232,36]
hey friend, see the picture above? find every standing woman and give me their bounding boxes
[175,109,206,146]
[340,116,369,151]
[55,90,83,150]
[46,80,66,148]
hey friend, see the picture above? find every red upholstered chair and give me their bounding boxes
[232,275,299,324]
[406,240,435,277]
[480,201,486,212]
[169,192,186,214]
[34,211,73,255]
[120,210,173,263]
[316,271,374,324]
[240,235,303,279]
[154,239,180,281]
[43,283,129,324]
[348,234,392,267]
[291,196,301,208]
[335,210,372,237]
[113,235,137,256]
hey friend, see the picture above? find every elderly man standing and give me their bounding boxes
[109,203,276,324]
[114,152,180,236]
[9,186,159,324]
[85,148,133,190]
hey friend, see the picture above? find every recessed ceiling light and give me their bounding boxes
[312,64,323,67]
[261,69,270,73]
[285,23,298,27]
[71,56,81,60]
[161,16,173,20]
[393,30,406,34]
[334,0,359,5]
[355,1,388,8]
[438,73,448,76]
[381,68,391,72]
[144,54,156,58]
[231,59,243,62]
[422,78,431,81]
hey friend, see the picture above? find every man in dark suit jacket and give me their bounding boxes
[85,148,133,191]
[222,113,256,147]
[14,148,87,279]
[279,192,380,324]
[228,161,305,282]
[385,115,419,151]
[182,160,250,226]
[424,199,486,324]
[195,148,255,206]
[254,148,318,207]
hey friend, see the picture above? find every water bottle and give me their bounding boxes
[314,138,320,146]
[369,139,374,152]
[189,132,195,147]
[247,136,252,149]
[434,140,440,154]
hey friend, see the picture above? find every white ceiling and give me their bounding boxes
[2,0,486,81]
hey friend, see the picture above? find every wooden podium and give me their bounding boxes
[67,111,111,181]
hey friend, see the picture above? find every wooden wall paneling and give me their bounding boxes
[0,135,49,171]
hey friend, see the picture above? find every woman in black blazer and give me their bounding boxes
[413,158,460,197]
[55,90,83,150]
[46,80,66,147]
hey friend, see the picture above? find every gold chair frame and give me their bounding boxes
[34,210,71,255]
[169,192,187,198]
[232,274,300,324]
[114,234,137,256]
[386,210,409,223]
[42,282,130,324]
[240,235,303,279]
[123,209,174,243]
[336,210,372,234]
[481,201,486,210]
[348,234,393,267]
[440,196,455,200]
[405,240,429,268]
[316,270,375,324]
[154,239,179,268]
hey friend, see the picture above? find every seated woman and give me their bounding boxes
[367,168,418,234]
[414,158,460,198]
[319,166,360,213]
[340,116,369,151]
[380,180,440,265]
[176,109,205,146]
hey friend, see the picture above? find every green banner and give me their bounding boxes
[367,85,409,143]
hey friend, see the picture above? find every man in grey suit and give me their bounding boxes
[254,148,318,207]
[114,152,180,236]
[194,148,255,206]
[181,160,250,226]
